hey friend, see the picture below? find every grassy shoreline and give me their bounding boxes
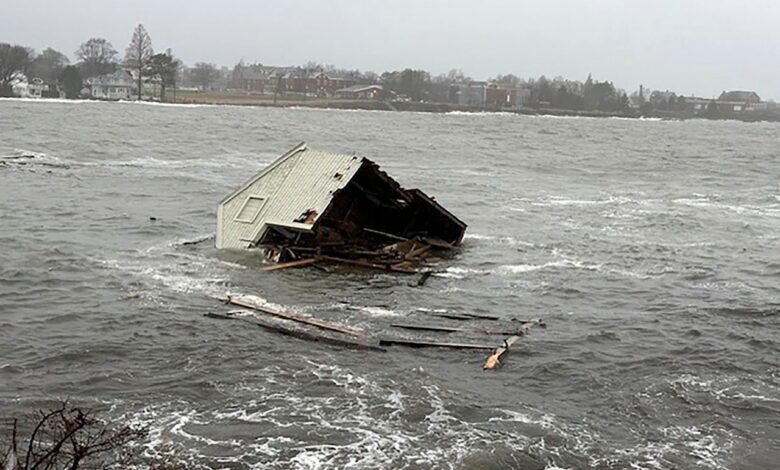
[165,90,780,123]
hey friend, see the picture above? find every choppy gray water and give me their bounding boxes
[1,99,779,469]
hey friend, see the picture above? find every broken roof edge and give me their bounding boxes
[253,221,319,246]
[219,141,309,206]
[407,188,468,244]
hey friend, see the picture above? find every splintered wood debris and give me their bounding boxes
[216,142,467,273]
[207,292,546,370]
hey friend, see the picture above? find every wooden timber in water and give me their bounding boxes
[261,257,322,272]
[205,311,384,351]
[259,236,455,275]
[378,338,496,350]
[206,292,546,370]
[390,323,533,336]
[211,293,361,337]
[483,320,544,370]
[415,310,503,321]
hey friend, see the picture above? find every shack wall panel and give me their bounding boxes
[219,152,301,248]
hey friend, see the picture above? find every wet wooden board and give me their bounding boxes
[416,311,502,321]
[211,293,361,337]
[379,338,495,350]
[483,321,542,370]
[390,323,530,336]
[320,255,419,274]
[416,271,434,286]
[261,257,321,272]
[206,312,384,351]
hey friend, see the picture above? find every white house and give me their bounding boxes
[11,75,48,98]
[86,70,134,100]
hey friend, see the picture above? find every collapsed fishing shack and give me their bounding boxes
[216,142,467,272]
[209,143,546,370]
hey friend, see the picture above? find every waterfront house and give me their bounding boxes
[86,70,134,100]
[238,69,269,92]
[284,70,356,97]
[334,85,394,100]
[485,85,517,108]
[449,82,487,106]
[11,75,48,98]
[718,91,760,103]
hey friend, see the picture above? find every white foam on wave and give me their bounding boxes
[463,233,535,247]
[117,100,220,109]
[226,293,289,313]
[80,154,259,171]
[1,148,69,168]
[499,259,602,274]
[671,373,780,406]
[113,363,743,469]
[442,258,657,281]
[114,363,544,469]
[0,97,102,105]
[348,305,401,317]
[91,241,241,307]
[673,197,780,217]
[530,195,640,207]
[97,257,226,297]
[446,110,517,117]
[0,97,221,109]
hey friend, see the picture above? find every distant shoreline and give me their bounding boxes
[4,93,779,123]
[166,90,780,123]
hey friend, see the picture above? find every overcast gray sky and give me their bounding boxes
[5,0,779,100]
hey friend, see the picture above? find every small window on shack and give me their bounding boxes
[234,196,266,223]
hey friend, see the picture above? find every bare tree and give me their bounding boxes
[75,38,117,78]
[0,43,31,97]
[191,62,219,90]
[124,24,153,100]
[0,401,148,469]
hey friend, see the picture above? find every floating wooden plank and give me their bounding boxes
[405,244,431,260]
[418,311,475,321]
[205,312,384,351]
[379,338,495,350]
[422,236,454,249]
[483,335,521,370]
[416,271,433,286]
[416,311,501,321]
[390,323,531,336]
[211,293,361,337]
[483,321,542,370]
[320,255,418,274]
[364,228,408,242]
[261,257,320,272]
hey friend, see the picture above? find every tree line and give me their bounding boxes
[0,24,217,100]
[3,29,768,113]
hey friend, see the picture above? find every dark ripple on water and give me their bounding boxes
[1,100,779,469]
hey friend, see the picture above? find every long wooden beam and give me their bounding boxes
[261,257,320,272]
[416,311,501,321]
[211,293,361,337]
[379,338,495,350]
[205,312,384,351]
[390,323,532,336]
[320,255,418,274]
